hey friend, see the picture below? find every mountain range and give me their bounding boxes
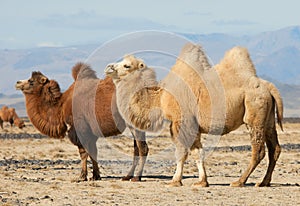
[0,26,299,117]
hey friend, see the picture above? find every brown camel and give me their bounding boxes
[105,43,283,187]
[0,106,25,129]
[15,63,148,182]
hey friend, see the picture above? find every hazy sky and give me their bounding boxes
[1,0,299,49]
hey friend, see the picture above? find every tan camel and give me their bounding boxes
[15,63,148,182]
[0,106,25,129]
[105,43,283,187]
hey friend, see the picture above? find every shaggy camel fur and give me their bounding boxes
[0,106,25,129]
[15,63,148,182]
[105,43,283,187]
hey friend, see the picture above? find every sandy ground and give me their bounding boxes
[0,121,299,206]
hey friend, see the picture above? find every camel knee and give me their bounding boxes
[79,147,88,160]
[136,141,149,156]
[175,148,188,162]
[259,147,266,161]
[252,144,265,164]
[274,145,281,161]
[250,127,266,161]
[141,142,149,156]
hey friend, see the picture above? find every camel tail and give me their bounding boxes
[268,82,284,131]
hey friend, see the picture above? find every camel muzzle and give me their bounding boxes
[15,80,27,90]
[15,82,23,90]
[104,64,115,75]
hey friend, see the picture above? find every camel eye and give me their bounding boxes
[29,79,34,86]
[124,64,131,69]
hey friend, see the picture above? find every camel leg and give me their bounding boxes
[190,134,208,187]
[90,156,101,181]
[168,143,188,187]
[256,128,281,187]
[85,135,101,181]
[0,119,3,129]
[123,129,148,182]
[77,147,88,182]
[67,125,101,181]
[122,139,139,181]
[131,130,148,181]
[132,139,148,181]
[67,127,92,182]
[192,148,209,187]
[231,126,266,187]
[9,119,13,128]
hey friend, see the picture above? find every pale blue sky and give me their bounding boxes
[1,0,299,49]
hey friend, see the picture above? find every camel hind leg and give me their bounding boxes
[75,147,100,182]
[68,126,100,181]
[231,125,266,187]
[231,89,272,187]
[77,147,88,182]
[86,135,101,181]
[90,155,101,181]
[164,120,187,187]
[256,127,281,187]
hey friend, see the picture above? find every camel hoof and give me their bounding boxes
[192,181,209,187]
[230,181,244,187]
[89,176,101,181]
[255,182,270,187]
[71,177,87,183]
[130,176,141,182]
[166,181,183,187]
[121,176,133,181]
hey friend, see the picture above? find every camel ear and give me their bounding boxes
[39,76,48,84]
[138,62,145,69]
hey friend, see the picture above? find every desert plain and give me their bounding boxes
[0,118,299,206]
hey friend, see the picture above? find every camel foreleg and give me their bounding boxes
[122,139,139,181]
[190,134,208,187]
[123,129,148,182]
[168,143,188,187]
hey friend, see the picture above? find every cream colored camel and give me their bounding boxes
[105,43,283,187]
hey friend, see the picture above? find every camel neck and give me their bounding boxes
[114,68,165,132]
[25,94,67,138]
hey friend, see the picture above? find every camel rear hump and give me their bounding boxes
[72,62,97,81]
[218,46,257,78]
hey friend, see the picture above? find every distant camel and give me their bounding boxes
[16,63,148,182]
[0,106,25,129]
[105,43,283,187]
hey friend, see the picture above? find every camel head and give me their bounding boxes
[15,71,49,94]
[105,55,146,80]
[7,107,25,129]
[15,71,62,104]
[14,118,25,129]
